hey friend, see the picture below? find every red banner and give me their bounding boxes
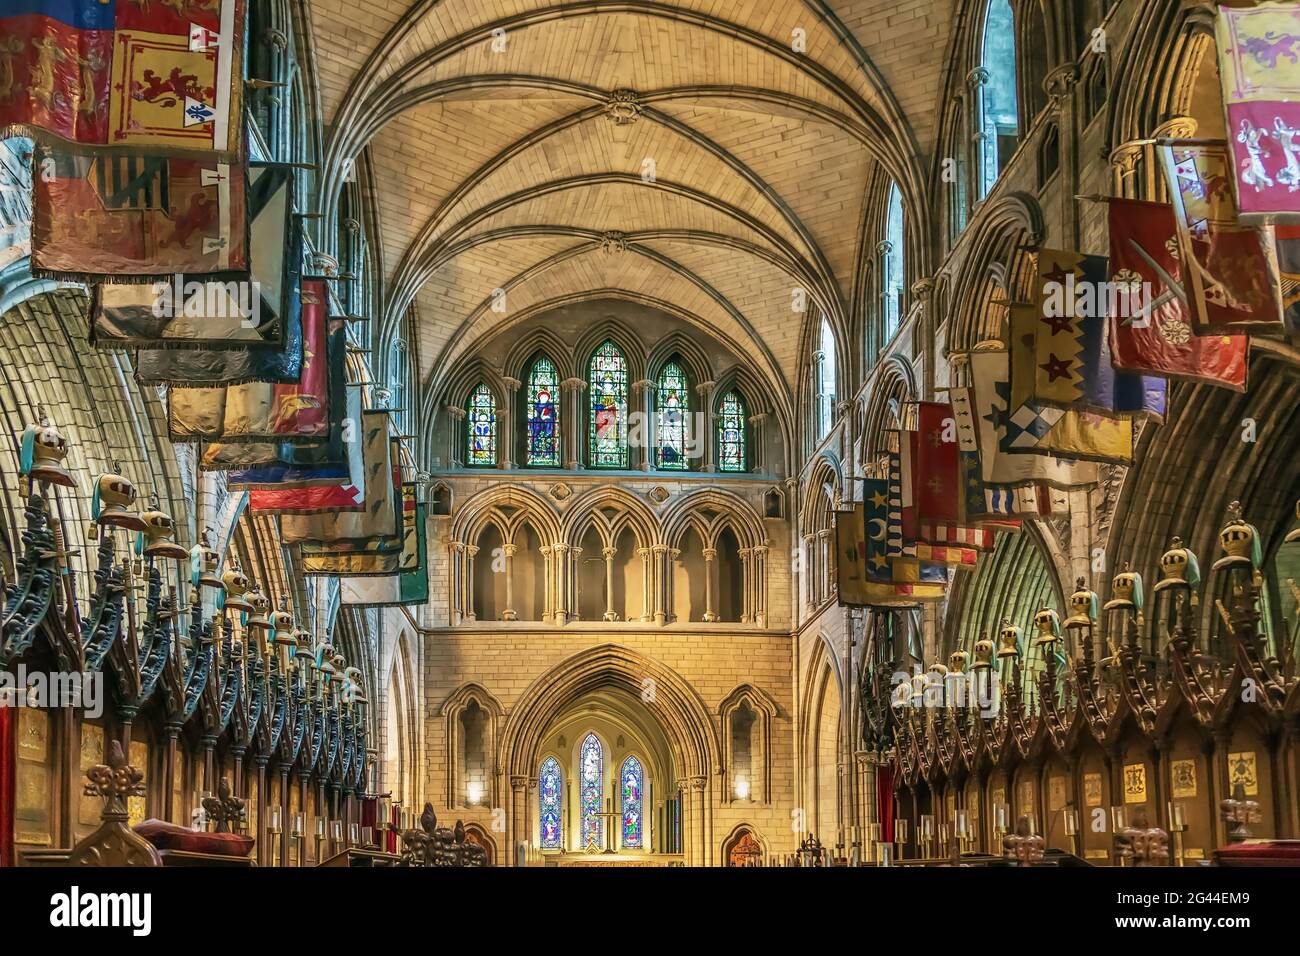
[0,0,244,154]
[910,401,960,524]
[1107,198,1248,391]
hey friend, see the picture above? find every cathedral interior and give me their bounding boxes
[2,0,1300,884]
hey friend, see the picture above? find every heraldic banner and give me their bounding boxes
[0,0,244,155]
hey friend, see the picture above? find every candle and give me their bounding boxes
[269,806,282,834]
[1064,809,1078,836]
[348,822,360,845]
[291,812,305,838]
[362,826,374,846]
[1111,805,1126,832]
[315,816,326,839]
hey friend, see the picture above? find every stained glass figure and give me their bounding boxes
[526,357,561,466]
[588,341,628,468]
[466,383,496,466]
[579,732,604,848]
[539,755,562,849]
[621,755,644,849]
[718,390,747,472]
[656,361,689,469]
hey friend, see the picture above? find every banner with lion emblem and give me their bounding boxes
[0,0,243,155]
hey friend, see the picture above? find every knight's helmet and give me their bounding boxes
[997,619,1022,659]
[1103,563,1144,613]
[19,415,75,489]
[91,464,145,532]
[971,633,995,670]
[1033,607,1061,646]
[1212,501,1262,572]
[1064,577,1099,629]
[190,530,225,592]
[220,561,254,614]
[244,588,272,633]
[1154,536,1201,596]
[137,498,190,560]
[948,647,969,675]
[268,599,294,644]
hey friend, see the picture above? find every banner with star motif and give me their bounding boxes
[1107,198,1248,390]
[33,144,246,280]
[863,477,892,581]
[1216,2,1300,222]
[1158,141,1283,332]
[167,278,333,442]
[0,0,243,155]
[959,348,1101,484]
[1031,250,1167,414]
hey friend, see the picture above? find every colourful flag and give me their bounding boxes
[910,401,960,525]
[0,0,244,154]
[243,385,365,509]
[918,521,998,551]
[1032,249,1167,414]
[1158,141,1283,331]
[167,280,335,443]
[33,147,246,280]
[1216,2,1300,222]
[340,504,429,607]
[961,349,1101,485]
[1107,198,1248,391]
[886,448,914,558]
[863,478,891,581]
[913,543,978,567]
[1277,225,1300,334]
[280,413,398,544]
[834,505,870,606]
[301,480,413,575]
[130,165,302,381]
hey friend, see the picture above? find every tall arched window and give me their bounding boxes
[978,0,1019,198]
[525,356,560,467]
[882,182,905,341]
[538,756,563,849]
[718,390,747,473]
[655,360,689,470]
[620,755,645,849]
[389,339,408,431]
[466,384,496,467]
[815,319,837,441]
[579,733,604,848]
[588,341,628,468]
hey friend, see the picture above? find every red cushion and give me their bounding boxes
[1214,841,1300,867]
[134,819,255,857]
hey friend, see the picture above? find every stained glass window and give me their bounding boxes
[978,0,1019,199]
[718,390,747,472]
[579,732,604,849]
[655,361,689,469]
[539,756,563,849]
[466,383,496,467]
[620,755,644,849]
[588,341,628,468]
[883,182,905,340]
[526,357,561,467]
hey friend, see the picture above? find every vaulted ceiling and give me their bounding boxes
[307,0,952,413]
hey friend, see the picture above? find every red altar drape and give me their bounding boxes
[877,763,894,845]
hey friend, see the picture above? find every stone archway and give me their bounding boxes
[501,644,719,865]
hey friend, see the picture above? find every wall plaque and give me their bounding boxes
[1123,763,1147,804]
[1227,751,1258,796]
[1171,759,1198,799]
[1084,773,1103,807]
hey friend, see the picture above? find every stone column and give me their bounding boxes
[510,775,528,865]
[568,545,583,620]
[802,533,817,609]
[695,380,716,472]
[443,405,465,468]
[463,544,478,622]
[837,399,855,481]
[676,778,692,865]
[561,378,586,470]
[911,277,936,400]
[651,544,668,625]
[632,379,654,471]
[602,546,619,621]
[753,545,767,627]
[746,411,768,473]
[502,543,518,621]
[500,376,520,470]
[637,547,653,622]
[1044,64,1080,247]
[690,776,708,866]
[552,544,569,624]
[738,547,753,623]
[817,529,832,604]
[702,547,718,622]
[539,545,553,624]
